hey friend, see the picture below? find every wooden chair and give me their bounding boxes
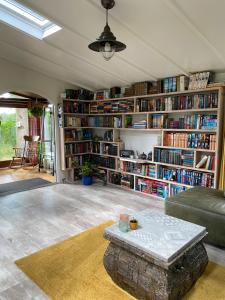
[10,135,40,168]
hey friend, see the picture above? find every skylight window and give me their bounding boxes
[0,0,61,39]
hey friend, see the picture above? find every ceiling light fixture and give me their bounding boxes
[88,0,126,61]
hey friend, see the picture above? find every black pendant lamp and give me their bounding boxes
[88,0,126,61]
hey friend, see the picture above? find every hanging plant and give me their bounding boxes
[28,106,44,117]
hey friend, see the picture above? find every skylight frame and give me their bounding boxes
[0,0,61,39]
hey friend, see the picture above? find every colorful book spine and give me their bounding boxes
[164,133,216,150]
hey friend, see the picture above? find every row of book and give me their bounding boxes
[170,185,188,196]
[65,142,90,156]
[64,116,88,127]
[64,129,92,142]
[158,166,214,187]
[165,114,217,130]
[88,116,122,128]
[91,155,116,169]
[196,155,215,170]
[63,101,89,114]
[154,149,194,167]
[121,174,134,190]
[146,93,218,111]
[90,100,134,114]
[102,143,118,156]
[136,178,169,199]
[65,154,85,169]
[120,161,156,177]
[163,133,216,150]
[108,171,121,185]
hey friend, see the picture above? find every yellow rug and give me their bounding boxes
[15,221,225,300]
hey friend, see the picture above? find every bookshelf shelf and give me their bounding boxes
[154,161,215,173]
[65,140,92,144]
[60,87,224,196]
[89,108,218,116]
[155,145,216,153]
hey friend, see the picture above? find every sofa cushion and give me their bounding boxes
[168,187,225,217]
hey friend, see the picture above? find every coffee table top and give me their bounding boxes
[104,209,207,265]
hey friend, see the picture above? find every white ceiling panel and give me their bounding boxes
[0,0,224,90]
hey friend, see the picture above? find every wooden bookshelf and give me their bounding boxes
[59,87,224,198]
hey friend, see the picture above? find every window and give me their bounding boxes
[0,0,61,39]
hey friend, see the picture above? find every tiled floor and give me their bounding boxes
[0,183,224,299]
[0,167,55,184]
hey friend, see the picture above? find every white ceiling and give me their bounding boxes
[0,0,225,91]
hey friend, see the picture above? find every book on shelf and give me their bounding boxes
[196,154,215,170]
[188,72,213,90]
[158,166,214,187]
[65,142,90,156]
[91,155,116,169]
[64,129,92,142]
[154,148,194,167]
[170,185,188,196]
[165,114,217,130]
[132,119,147,129]
[163,133,216,150]
[149,114,167,129]
[102,143,118,156]
[90,100,134,114]
[63,101,89,114]
[64,116,88,127]
[121,174,134,189]
[120,161,156,177]
[149,92,218,111]
[136,177,169,198]
[108,171,121,185]
[88,116,122,128]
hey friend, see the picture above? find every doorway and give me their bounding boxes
[0,91,56,184]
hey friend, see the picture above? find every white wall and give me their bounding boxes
[0,58,76,182]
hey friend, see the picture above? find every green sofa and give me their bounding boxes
[165,187,225,248]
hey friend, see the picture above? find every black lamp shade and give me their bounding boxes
[88,24,126,53]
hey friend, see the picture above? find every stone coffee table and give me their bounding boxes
[103,209,208,300]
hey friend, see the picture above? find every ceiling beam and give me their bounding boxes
[0,55,89,93]
[86,0,190,77]
[0,41,95,91]
[19,0,158,81]
[163,0,225,66]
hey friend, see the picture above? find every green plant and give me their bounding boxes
[80,162,96,177]
[28,106,44,117]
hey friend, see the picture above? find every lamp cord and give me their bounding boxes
[106,9,108,25]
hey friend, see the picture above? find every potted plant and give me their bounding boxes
[28,106,44,118]
[80,162,95,185]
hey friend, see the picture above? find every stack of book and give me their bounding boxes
[90,100,134,114]
[164,133,216,150]
[136,178,169,198]
[133,119,147,129]
[154,149,194,167]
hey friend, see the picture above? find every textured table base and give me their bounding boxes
[103,241,208,300]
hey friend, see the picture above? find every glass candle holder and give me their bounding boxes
[119,214,129,232]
